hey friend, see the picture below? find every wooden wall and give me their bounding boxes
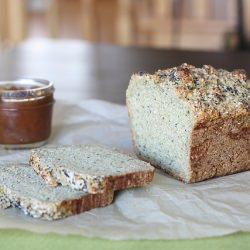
[1,0,248,51]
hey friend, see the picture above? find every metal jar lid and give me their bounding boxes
[0,78,54,102]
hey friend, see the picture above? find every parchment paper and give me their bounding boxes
[0,99,249,240]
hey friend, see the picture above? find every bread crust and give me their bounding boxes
[110,169,155,190]
[188,114,250,183]
[54,191,114,219]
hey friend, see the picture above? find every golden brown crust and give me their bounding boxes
[110,169,155,190]
[136,63,249,123]
[232,69,247,81]
[58,191,114,217]
[29,154,59,187]
[189,115,250,182]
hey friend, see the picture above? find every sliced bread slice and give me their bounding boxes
[0,164,113,220]
[29,145,155,194]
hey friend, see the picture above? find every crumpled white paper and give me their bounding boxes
[0,99,249,240]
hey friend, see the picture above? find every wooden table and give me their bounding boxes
[1,39,250,104]
[0,39,250,250]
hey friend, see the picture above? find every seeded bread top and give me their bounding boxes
[133,63,249,123]
[0,164,90,202]
[31,145,154,176]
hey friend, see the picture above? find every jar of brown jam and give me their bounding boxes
[0,78,55,149]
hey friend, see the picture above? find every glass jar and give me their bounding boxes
[0,78,55,149]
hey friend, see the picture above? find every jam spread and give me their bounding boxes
[0,79,55,148]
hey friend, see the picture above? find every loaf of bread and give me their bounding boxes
[30,145,155,193]
[0,164,113,220]
[126,63,249,183]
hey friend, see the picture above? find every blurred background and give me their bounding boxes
[0,0,250,51]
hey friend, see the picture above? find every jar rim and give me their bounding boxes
[0,78,54,101]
